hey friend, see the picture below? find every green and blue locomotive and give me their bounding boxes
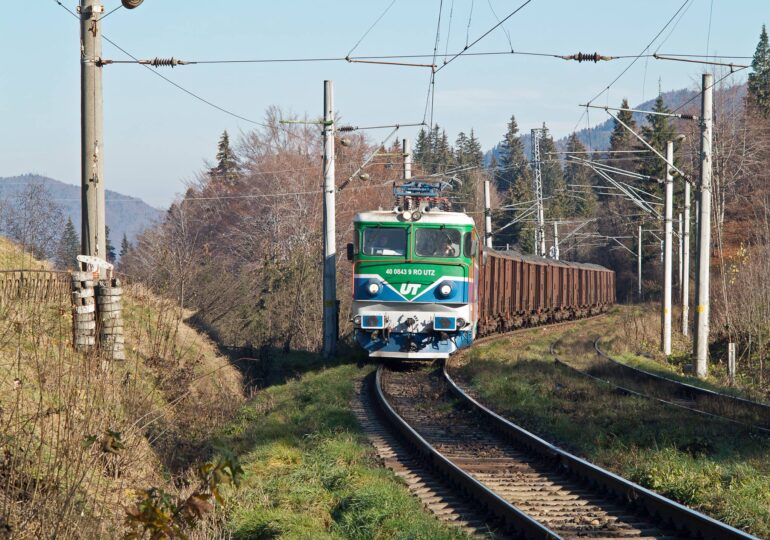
[347,181,480,359]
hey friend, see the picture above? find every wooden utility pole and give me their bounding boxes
[694,73,713,378]
[80,0,106,266]
[322,80,337,358]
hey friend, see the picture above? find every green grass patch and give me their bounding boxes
[607,348,770,405]
[215,363,470,539]
[457,324,770,538]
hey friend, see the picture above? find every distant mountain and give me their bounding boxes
[486,83,746,163]
[0,174,163,245]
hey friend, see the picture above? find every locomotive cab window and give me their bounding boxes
[463,232,477,258]
[363,227,407,256]
[415,227,461,258]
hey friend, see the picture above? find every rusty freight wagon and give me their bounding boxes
[477,250,615,336]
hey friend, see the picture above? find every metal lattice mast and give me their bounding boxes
[530,128,546,256]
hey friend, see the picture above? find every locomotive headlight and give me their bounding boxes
[456,318,466,328]
[437,281,453,297]
[401,210,412,221]
[366,281,381,296]
[353,315,362,326]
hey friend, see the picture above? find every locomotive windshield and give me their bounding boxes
[363,227,407,256]
[415,228,461,258]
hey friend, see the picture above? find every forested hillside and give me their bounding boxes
[0,174,162,247]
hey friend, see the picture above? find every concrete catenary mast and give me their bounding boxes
[530,127,547,257]
[322,80,337,358]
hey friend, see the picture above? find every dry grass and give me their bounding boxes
[0,237,50,270]
[0,245,245,538]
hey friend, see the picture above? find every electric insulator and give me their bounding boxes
[145,57,186,68]
[561,52,613,63]
[121,0,143,8]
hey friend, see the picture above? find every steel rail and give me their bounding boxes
[442,365,758,540]
[549,340,770,437]
[373,366,561,539]
[594,339,770,427]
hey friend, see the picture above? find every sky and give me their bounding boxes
[1,1,765,208]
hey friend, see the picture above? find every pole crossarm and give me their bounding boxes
[496,204,539,234]
[346,57,436,69]
[337,126,400,192]
[559,219,596,243]
[603,109,692,184]
[609,236,636,256]
[580,103,698,120]
[653,53,749,70]
[338,122,426,132]
[568,156,661,218]
[571,156,664,186]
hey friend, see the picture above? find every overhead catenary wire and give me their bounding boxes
[670,66,749,114]
[442,0,455,63]
[100,34,308,141]
[652,0,696,55]
[428,0,445,128]
[95,50,756,65]
[436,0,534,73]
[52,0,316,144]
[97,3,123,21]
[584,0,691,106]
[346,0,398,58]
[485,0,514,53]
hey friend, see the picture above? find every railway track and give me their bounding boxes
[590,339,770,432]
[549,338,770,437]
[372,362,757,539]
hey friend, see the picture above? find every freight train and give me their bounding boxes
[347,180,615,359]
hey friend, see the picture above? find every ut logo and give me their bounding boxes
[399,283,420,295]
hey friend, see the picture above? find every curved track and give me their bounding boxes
[549,339,770,437]
[372,363,757,540]
[591,340,770,432]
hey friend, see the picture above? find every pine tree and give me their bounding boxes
[433,128,453,173]
[466,130,483,165]
[563,133,597,217]
[452,130,484,211]
[608,99,638,155]
[748,24,770,116]
[496,115,529,193]
[120,233,131,259]
[413,128,432,172]
[494,114,534,250]
[55,217,80,270]
[105,226,116,264]
[414,125,453,174]
[639,94,677,195]
[210,130,241,185]
[537,124,569,218]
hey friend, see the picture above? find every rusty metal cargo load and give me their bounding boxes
[478,249,615,336]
